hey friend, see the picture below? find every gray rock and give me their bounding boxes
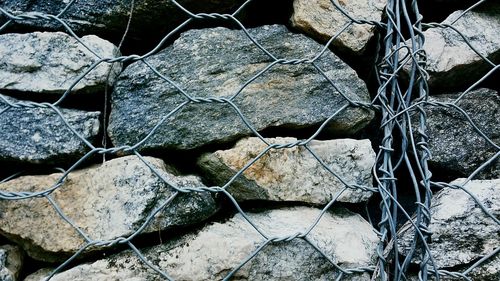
[199,137,375,204]
[399,178,500,280]
[26,207,379,281]
[291,0,385,55]
[419,88,499,178]
[466,254,500,281]
[0,95,100,164]
[404,4,500,92]
[0,245,23,281]
[108,25,374,151]
[0,32,121,95]
[0,0,245,45]
[0,156,217,262]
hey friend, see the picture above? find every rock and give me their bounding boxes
[26,207,379,281]
[419,88,499,178]
[0,156,217,262]
[0,95,100,164]
[0,0,245,48]
[198,137,375,204]
[108,25,374,151]
[466,254,500,281]
[290,0,385,55]
[0,245,23,281]
[0,32,121,95]
[398,178,500,280]
[404,4,500,92]
[23,268,54,281]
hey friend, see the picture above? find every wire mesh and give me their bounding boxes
[0,0,498,280]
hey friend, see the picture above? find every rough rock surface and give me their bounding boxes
[399,178,500,280]
[419,88,499,178]
[26,207,379,281]
[291,0,385,55]
[0,0,245,45]
[0,95,100,164]
[0,32,121,95]
[23,268,54,281]
[108,25,373,151]
[0,156,217,262]
[0,245,23,281]
[406,4,500,92]
[199,137,375,204]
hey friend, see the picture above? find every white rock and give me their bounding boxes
[398,179,500,280]
[403,4,500,92]
[26,207,379,281]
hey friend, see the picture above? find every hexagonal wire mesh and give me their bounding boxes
[0,0,498,280]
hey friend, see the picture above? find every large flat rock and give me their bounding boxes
[399,178,500,280]
[0,95,100,164]
[0,156,217,262]
[420,88,499,178]
[198,137,375,204]
[26,207,379,281]
[0,32,121,95]
[108,25,374,151]
[291,0,385,55]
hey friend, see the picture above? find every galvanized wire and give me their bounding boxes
[0,0,498,280]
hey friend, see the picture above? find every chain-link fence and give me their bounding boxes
[0,0,498,280]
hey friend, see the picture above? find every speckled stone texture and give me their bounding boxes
[25,207,379,281]
[0,95,100,164]
[399,178,500,280]
[291,0,385,55]
[108,25,374,151]
[0,245,23,281]
[199,137,375,204]
[403,3,500,92]
[419,88,499,178]
[0,156,217,262]
[0,32,121,94]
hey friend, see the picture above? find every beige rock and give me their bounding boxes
[198,137,375,204]
[291,0,385,55]
[0,156,217,262]
[26,207,379,281]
